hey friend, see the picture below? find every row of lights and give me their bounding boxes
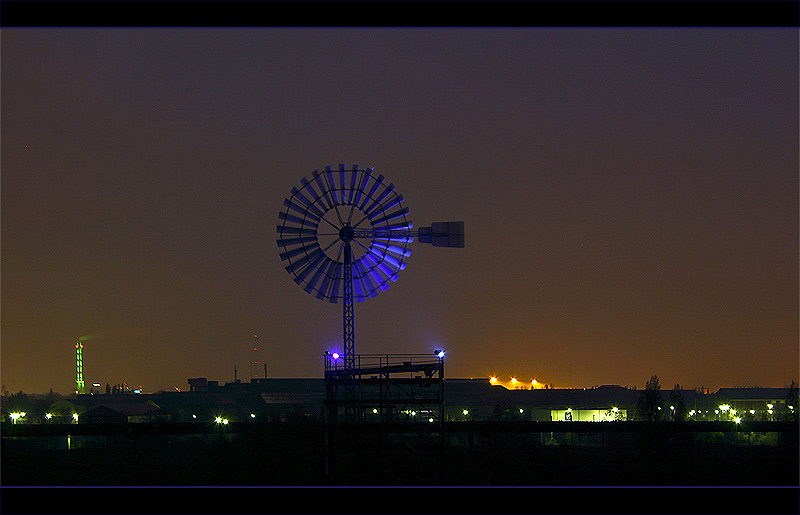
[11,412,263,425]
[686,402,795,422]
[326,350,446,361]
[490,377,543,386]
[399,409,437,423]
[211,413,257,424]
[10,412,80,423]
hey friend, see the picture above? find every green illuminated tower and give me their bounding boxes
[75,340,85,395]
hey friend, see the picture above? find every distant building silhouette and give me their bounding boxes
[1,379,794,424]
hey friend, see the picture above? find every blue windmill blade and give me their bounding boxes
[338,164,348,204]
[277,225,317,237]
[327,262,343,303]
[315,257,342,301]
[279,211,319,230]
[347,165,359,205]
[354,259,381,297]
[290,185,322,215]
[310,168,333,208]
[369,206,410,227]
[356,257,391,293]
[371,240,412,258]
[364,191,405,221]
[283,198,322,222]
[352,270,368,302]
[299,176,324,209]
[279,241,320,262]
[364,246,405,275]
[361,182,395,219]
[362,252,400,283]
[303,254,336,297]
[277,235,318,248]
[352,167,373,209]
[357,173,386,212]
[287,249,326,284]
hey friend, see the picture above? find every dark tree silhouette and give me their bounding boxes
[785,380,798,422]
[636,375,664,421]
[669,384,687,421]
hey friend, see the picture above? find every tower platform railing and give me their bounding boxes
[323,352,445,424]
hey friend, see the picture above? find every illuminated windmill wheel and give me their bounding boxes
[277,164,464,370]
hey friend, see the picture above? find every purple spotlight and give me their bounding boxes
[435,349,445,359]
[332,352,340,360]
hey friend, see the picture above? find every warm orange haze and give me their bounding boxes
[2,28,797,399]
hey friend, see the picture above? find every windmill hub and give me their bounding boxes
[339,225,355,243]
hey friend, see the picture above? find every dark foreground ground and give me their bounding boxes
[2,422,797,487]
[3,424,799,514]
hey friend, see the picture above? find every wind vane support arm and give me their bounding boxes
[353,221,465,248]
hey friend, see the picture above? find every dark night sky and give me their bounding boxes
[2,28,797,394]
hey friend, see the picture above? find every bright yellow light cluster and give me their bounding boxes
[489,375,548,389]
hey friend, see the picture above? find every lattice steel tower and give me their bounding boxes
[75,340,85,395]
[277,164,465,370]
